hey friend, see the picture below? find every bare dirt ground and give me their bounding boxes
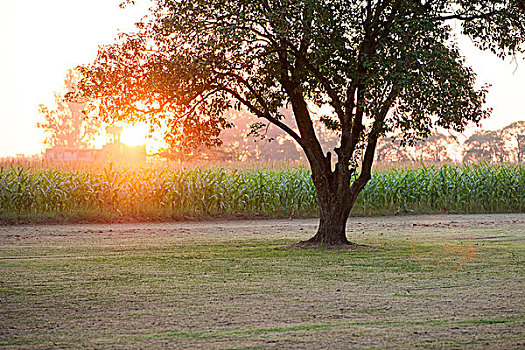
[0,214,524,349]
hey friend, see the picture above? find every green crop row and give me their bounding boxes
[1,164,524,222]
[355,163,525,215]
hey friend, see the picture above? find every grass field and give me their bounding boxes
[1,214,524,349]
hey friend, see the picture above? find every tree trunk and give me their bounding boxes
[304,202,352,245]
[302,171,358,246]
[302,150,374,246]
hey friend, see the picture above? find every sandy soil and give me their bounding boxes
[2,212,525,241]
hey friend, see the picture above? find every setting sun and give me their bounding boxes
[91,122,165,155]
[120,124,148,147]
[118,122,165,154]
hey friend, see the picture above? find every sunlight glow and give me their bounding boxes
[119,122,166,155]
[121,124,149,146]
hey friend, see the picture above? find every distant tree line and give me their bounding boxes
[161,111,525,165]
[159,108,341,164]
[366,121,525,164]
[463,122,525,163]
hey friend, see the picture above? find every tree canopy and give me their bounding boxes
[75,0,525,244]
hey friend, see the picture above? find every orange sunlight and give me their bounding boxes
[121,124,148,146]
[121,123,165,155]
[90,122,164,155]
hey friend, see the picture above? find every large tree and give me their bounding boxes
[75,0,525,245]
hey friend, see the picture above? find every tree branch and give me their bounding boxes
[286,47,345,121]
[435,9,504,22]
[349,85,399,197]
[219,86,305,148]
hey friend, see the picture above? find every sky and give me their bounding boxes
[0,0,524,157]
[0,0,151,157]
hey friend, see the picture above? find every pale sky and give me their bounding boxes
[0,1,524,157]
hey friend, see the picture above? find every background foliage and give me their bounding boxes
[37,69,101,149]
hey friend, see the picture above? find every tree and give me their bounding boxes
[38,69,100,149]
[463,130,507,163]
[75,1,524,245]
[376,132,458,164]
[376,137,414,163]
[414,132,458,163]
[502,121,525,163]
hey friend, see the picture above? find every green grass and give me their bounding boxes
[141,317,516,340]
[0,215,524,348]
[1,163,525,223]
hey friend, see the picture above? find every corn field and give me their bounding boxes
[1,164,524,222]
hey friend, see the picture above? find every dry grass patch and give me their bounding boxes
[0,214,524,349]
